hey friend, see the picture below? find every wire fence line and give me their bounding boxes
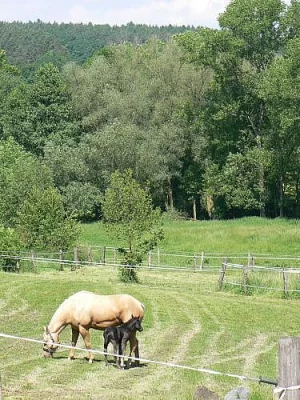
[2,247,300,296]
[5,332,300,399]
[1,246,300,271]
[219,261,300,297]
[4,331,300,399]
[0,332,270,384]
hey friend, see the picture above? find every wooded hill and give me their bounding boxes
[0,0,299,233]
[0,21,193,77]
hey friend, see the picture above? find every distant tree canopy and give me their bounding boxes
[0,0,299,223]
[0,21,194,78]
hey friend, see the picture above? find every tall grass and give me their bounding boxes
[80,217,300,255]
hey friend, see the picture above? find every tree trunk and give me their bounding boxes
[167,184,174,211]
[206,195,214,219]
[279,174,284,218]
[256,135,266,218]
[296,181,300,218]
[192,198,197,221]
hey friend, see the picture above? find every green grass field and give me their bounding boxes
[80,216,300,255]
[1,217,300,399]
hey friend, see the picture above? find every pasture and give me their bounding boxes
[1,217,300,399]
[81,216,300,255]
[1,265,300,400]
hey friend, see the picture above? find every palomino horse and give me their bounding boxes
[43,291,145,364]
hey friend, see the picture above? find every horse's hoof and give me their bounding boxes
[89,359,93,364]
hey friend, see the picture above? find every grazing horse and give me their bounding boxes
[43,291,145,364]
[103,315,143,369]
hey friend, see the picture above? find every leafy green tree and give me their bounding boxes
[65,40,210,214]
[102,169,163,282]
[43,140,88,188]
[260,38,300,216]
[3,63,80,155]
[16,186,80,250]
[0,138,53,227]
[0,226,22,271]
[176,0,291,217]
[0,49,20,138]
[61,182,102,221]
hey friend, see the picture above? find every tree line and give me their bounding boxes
[0,0,299,253]
[0,20,192,78]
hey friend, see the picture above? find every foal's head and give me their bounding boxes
[130,315,143,332]
[43,326,60,358]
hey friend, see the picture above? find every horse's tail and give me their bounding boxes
[139,302,145,320]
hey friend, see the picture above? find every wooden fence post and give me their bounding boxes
[218,261,227,290]
[148,251,152,269]
[200,251,204,270]
[157,248,160,267]
[102,246,106,265]
[248,252,251,268]
[283,268,289,297]
[72,247,78,271]
[275,337,300,400]
[87,246,92,264]
[31,251,37,273]
[242,264,249,294]
[59,249,64,271]
[16,259,20,273]
[193,255,197,272]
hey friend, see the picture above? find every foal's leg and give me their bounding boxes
[129,332,140,366]
[68,327,79,361]
[120,339,127,369]
[79,326,94,363]
[103,337,109,366]
[112,341,119,367]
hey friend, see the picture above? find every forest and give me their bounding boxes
[0,0,299,250]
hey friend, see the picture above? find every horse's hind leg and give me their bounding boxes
[129,333,140,366]
[103,338,109,366]
[112,341,119,367]
[68,327,79,361]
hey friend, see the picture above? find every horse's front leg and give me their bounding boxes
[68,327,79,361]
[129,332,139,366]
[119,339,127,370]
[79,326,94,363]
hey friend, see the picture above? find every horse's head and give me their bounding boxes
[131,315,143,332]
[43,326,60,358]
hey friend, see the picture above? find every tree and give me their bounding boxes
[0,226,22,271]
[61,182,102,221]
[65,40,211,214]
[176,0,289,217]
[0,49,20,139]
[102,169,163,282]
[16,186,80,250]
[3,63,80,156]
[0,138,53,227]
[260,38,300,217]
